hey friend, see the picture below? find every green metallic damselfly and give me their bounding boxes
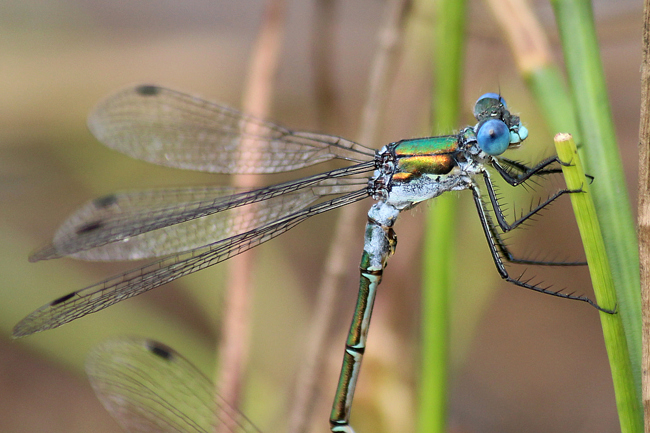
[14,85,612,433]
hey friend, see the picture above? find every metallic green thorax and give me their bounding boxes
[393,136,458,154]
[391,136,459,180]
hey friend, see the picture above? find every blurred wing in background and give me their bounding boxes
[86,337,261,433]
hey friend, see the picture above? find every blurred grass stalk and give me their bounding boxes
[489,0,641,430]
[218,0,288,426]
[418,0,467,432]
[555,134,642,433]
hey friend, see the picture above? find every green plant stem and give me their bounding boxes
[551,0,641,402]
[418,0,466,432]
[555,134,643,433]
[526,66,581,143]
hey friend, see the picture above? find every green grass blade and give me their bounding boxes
[418,0,467,432]
[550,0,642,401]
[420,194,455,433]
[526,66,581,143]
[555,134,643,433]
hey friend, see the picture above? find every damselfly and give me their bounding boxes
[14,85,611,433]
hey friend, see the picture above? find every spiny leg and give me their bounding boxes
[480,170,582,233]
[497,157,594,184]
[490,155,565,186]
[481,171,587,265]
[496,157,563,178]
[482,199,587,267]
[469,183,614,313]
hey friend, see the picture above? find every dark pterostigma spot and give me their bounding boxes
[147,341,174,361]
[51,292,76,306]
[75,220,104,235]
[93,194,118,209]
[136,85,160,96]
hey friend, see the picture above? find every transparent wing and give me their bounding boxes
[63,180,362,261]
[88,85,375,174]
[30,162,374,261]
[14,189,368,337]
[86,337,261,433]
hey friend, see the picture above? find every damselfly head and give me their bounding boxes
[473,93,528,155]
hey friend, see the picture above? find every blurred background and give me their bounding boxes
[0,0,642,432]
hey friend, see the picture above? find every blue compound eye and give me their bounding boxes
[477,119,510,155]
[477,92,507,108]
